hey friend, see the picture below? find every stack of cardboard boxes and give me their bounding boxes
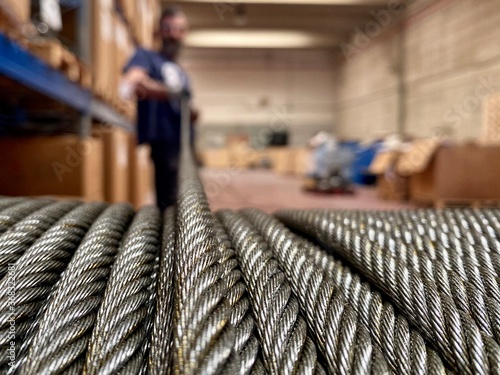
[92,0,139,118]
[370,138,500,207]
[201,146,311,177]
[0,1,159,208]
[119,0,160,50]
[0,136,105,202]
[0,129,154,209]
[94,125,155,208]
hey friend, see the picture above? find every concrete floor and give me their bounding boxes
[201,168,414,214]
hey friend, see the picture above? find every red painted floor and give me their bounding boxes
[201,168,414,214]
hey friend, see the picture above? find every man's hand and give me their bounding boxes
[120,67,170,101]
[190,107,199,124]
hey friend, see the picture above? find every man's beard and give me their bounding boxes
[162,40,181,60]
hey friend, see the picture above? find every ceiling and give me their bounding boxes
[163,0,402,49]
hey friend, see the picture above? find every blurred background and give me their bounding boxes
[0,0,499,212]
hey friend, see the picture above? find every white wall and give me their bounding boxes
[334,0,500,141]
[180,49,336,147]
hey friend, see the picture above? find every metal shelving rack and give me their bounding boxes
[0,1,134,135]
[0,32,91,113]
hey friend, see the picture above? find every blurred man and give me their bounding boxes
[121,6,196,211]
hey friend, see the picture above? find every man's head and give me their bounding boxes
[159,6,188,60]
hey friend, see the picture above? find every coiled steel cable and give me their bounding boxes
[332,209,500,344]
[242,208,448,375]
[149,207,176,375]
[238,208,385,375]
[84,206,161,375]
[379,209,500,343]
[276,209,500,375]
[218,210,325,375]
[404,209,500,298]
[212,217,265,375]
[172,97,236,375]
[334,209,499,346]
[19,203,134,374]
[0,202,106,371]
[0,197,29,212]
[0,201,80,279]
[0,199,53,235]
[451,209,500,274]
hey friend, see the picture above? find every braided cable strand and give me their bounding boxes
[19,203,134,375]
[455,209,500,278]
[0,197,29,212]
[149,207,176,375]
[276,209,500,375]
[218,210,325,375]
[382,209,500,343]
[243,208,447,375]
[173,140,236,374]
[240,209,384,375]
[0,199,53,235]
[170,96,240,374]
[0,201,80,279]
[212,217,265,375]
[84,206,161,375]
[340,209,500,346]
[339,209,495,343]
[0,202,106,370]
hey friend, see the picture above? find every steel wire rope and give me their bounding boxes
[19,203,134,374]
[0,202,106,371]
[243,208,448,375]
[218,210,326,375]
[83,206,161,375]
[276,209,500,375]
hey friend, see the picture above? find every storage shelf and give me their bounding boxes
[0,32,90,112]
[0,32,133,131]
[90,98,134,131]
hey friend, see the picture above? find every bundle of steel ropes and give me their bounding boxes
[1,99,500,374]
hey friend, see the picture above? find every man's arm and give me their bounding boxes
[120,66,170,101]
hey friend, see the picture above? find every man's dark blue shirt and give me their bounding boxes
[123,47,191,146]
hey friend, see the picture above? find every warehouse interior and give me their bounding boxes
[1,1,500,375]
[0,0,499,209]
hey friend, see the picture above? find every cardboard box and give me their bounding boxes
[0,135,104,201]
[202,149,231,168]
[0,0,30,24]
[294,147,311,176]
[482,93,500,145]
[268,147,295,175]
[398,140,500,204]
[369,150,408,201]
[128,137,154,209]
[102,127,130,203]
[136,0,158,49]
[91,2,116,101]
[114,15,136,113]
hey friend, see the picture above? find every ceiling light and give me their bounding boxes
[185,30,337,48]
